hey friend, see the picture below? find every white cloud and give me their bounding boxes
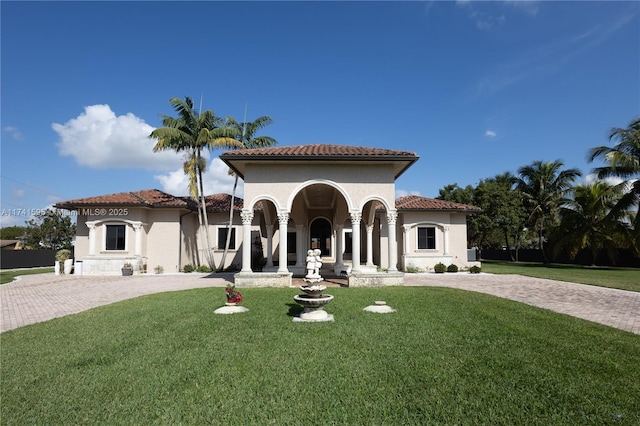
[3,126,23,140]
[154,158,243,198]
[53,104,182,170]
[584,173,624,187]
[503,1,539,17]
[485,130,497,138]
[475,8,636,97]
[396,189,421,199]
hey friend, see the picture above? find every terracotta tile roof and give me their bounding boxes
[204,194,244,212]
[221,144,418,158]
[395,195,481,212]
[220,144,419,179]
[55,189,195,209]
[55,190,252,213]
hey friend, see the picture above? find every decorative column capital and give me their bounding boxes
[277,212,290,225]
[350,212,362,224]
[86,221,96,230]
[387,212,398,225]
[240,211,254,225]
[366,224,374,233]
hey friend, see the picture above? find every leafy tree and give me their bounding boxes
[0,225,27,240]
[588,117,640,254]
[24,209,75,250]
[150,97,242,269]
[474,173,527,259]
[437,183,475,205]
[554,181,630,264]
[219,115,277,271]
[436,183,480,246]
[516,160,581,263]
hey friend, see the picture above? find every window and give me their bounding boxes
[105,224,126,251]
[218,228,236,250]
[417,227,436,250]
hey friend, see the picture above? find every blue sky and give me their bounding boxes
[1,1,639,226]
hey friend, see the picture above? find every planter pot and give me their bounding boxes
[54,261,60,276]
[64,259,73,275]
[122,268,133,276]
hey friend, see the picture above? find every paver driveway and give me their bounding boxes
[1,272,639,334]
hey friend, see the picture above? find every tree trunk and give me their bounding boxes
[503,229,515,261]
[539,222,549,264]
[218,173,238,272]
[197,151,216,271]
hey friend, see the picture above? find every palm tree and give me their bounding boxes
[555,181,630,264]
[588,117,640,253]
[218,115,277,270]
[516,160,581,263]
[150,97,242,269]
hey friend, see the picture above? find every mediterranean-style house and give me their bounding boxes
[56,144,481,286]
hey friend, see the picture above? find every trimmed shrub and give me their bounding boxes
[197,265,212,273]
[469,265,482,274]
[447,264,459,273]
[55,249,71,263]
[405,265,422,273]
[182,264,194,273]
[434,262,447,273]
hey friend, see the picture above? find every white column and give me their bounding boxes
[387,212,398,272]
[265,224,274,268]
[132,222,143,256]
[335,224,344,272]
[350,212,362,273]
[443,225,450,255]
[87,222,96,255]
[402,224,411,271]
[295,225,305,267]
[365,224,374,267]
[277,213,290,273]
[240,211,254,272]
[403,225,411,254]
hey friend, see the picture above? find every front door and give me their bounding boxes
[310,218,331,256]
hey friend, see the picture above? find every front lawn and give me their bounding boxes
[2,287,638,425]
[482,260,640,292]
[0,267,54,284]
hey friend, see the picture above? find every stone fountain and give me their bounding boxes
[293,249,334,322]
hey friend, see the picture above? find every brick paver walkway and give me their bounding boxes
[2,272,639,334]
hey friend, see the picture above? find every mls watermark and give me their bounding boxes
[1,208,130,217]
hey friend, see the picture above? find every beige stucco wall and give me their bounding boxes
[243,163,397,212]
[146,209,182,274]
[400,211,478,271]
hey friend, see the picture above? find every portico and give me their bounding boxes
[221,144,418,287]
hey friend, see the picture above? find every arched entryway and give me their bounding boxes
[310,218,332,256]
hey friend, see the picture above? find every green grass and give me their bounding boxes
[0,267,54,284]
[482,260,640,292]
[2,287,639,425]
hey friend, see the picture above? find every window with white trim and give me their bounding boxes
[105,224,126,251]
[217,228,236,250]
[417,227,436,250]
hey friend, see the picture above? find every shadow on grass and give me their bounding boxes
[286,303,303,317]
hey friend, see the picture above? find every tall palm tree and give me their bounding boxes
[218,115,277,270]
[555,181,630,264]
[588,117,640,253]
[516,160,581,263]
[150,97,242,269]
